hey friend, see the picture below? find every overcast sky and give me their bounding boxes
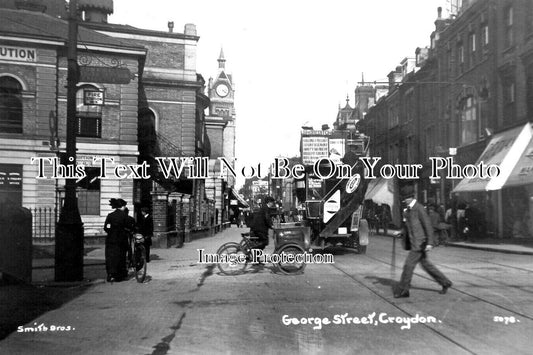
[112,0,448,184]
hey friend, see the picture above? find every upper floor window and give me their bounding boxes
[527,1,533,34]
[457,44,465,74]
[76,85,102,138]
[460,96,477,145]
[0,76,23,133]
[505,6,514,47]
[470,32,476,52]
[481,24,489,46]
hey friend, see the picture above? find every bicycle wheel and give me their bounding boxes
[275,244,306,275]
[134,244,147,283]
[217,243,248,276]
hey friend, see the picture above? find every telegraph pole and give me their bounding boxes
[55,0,84,281]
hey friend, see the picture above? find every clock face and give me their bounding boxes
[216,84,229,97]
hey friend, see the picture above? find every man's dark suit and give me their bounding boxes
[397,200,452,295]
[250,205,273,250]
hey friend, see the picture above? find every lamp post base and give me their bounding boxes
[54,220,84,282]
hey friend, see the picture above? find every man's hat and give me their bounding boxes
[264,196,275,204]
[400,184,415,200]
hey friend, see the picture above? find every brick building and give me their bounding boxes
[0,0,216,243]
[0,3,145,236]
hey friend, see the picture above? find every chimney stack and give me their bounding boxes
[168,21,174,33]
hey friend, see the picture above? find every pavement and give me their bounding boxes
[378,228,533,255]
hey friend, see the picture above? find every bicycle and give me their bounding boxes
[128,233,147,282]
[216,232,307,276]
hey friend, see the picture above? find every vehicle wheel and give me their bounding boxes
[217,243,248,276]
[347,232,367,254]
[134,245,147,283]
[275,243,306,275]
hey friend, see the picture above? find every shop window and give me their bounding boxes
[460,96,477,145]
[0,76,23,133]
[0,164,22,206]
[76,85,102,138]
[77,167,100,215]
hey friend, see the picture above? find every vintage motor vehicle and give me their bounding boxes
[272,133,371,254]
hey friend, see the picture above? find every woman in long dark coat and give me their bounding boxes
[104,199,129,282]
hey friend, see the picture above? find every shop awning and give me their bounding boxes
[364,177,401,226]
[230,188,249,208]
[505,133,533,187]
[453,123,533,192]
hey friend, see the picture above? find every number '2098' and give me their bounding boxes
[493,316,518,324]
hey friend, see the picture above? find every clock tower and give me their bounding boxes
[208,48,236,121]
[205,48,238,228]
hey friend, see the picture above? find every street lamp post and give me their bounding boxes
[55,0,84,282]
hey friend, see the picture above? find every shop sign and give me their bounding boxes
[0,165,22,190]
[0,46,36,62]
[83,90,105,105]
[79,66,133,84]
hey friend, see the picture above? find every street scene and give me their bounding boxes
[1,0,533,354]
[1,227,533,354]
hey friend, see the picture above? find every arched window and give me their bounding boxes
[76,85,102,137]
[0,76,23,133]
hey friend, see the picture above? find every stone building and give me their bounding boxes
[205,49,238,228]
[359,1,533,239]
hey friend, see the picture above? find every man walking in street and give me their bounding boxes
[394,185,452,298]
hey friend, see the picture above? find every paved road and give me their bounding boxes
[1,227,532,354]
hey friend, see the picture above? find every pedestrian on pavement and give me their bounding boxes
[238,212,245,228]
[394,185,452,298]
[104,198,129,282]
[249,196,275,251]
[138,206,153,262]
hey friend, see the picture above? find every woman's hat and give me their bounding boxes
[109,198,127,208]
[109,198,121,208]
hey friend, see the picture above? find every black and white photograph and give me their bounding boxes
[1,0,533,353]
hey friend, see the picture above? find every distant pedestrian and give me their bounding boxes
[104,198,129,282]
[138,207,153,263]
[238,213,245,228]
[394,185,452,298]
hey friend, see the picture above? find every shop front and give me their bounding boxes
[453,123,533,239]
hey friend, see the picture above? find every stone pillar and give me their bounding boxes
[151,191,168,248]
